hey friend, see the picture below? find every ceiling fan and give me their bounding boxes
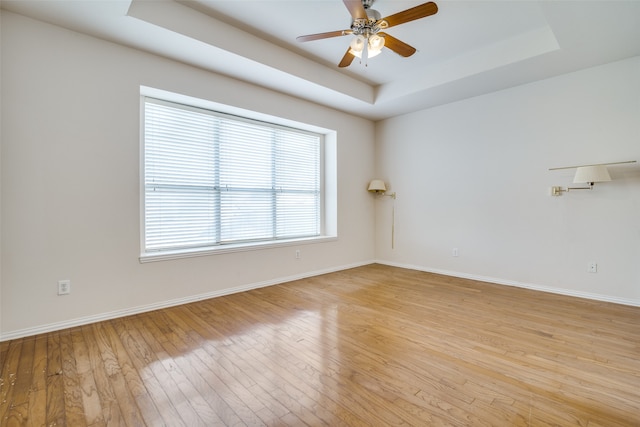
[296,0,438,68]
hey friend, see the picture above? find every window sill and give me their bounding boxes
[139,235,338,263]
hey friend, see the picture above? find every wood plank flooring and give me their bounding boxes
[1,264,639,426]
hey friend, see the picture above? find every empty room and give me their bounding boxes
[1,0,639,425]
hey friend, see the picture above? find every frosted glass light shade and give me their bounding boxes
[369,34,385,50]
[573,165,611,183]
[368,34,385,58]
[368,179,387,192]
[367,47,383,58]
[349,36,365,58]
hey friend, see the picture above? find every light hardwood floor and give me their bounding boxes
[1,264,639,426]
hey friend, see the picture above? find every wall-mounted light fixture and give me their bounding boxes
[549,160,636,196]
[368,179,396,199]
[368,179,396,249]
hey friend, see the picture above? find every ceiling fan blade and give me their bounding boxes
[379,33,416,57]
[297,30,351,42]
[343,0,368,20]
[338,48,356,68]
[378,2,438,29]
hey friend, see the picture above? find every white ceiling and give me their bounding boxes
[3,0,640,120]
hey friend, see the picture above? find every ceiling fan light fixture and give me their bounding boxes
[349,33,384,59]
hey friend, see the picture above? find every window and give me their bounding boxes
[142,97,326,260]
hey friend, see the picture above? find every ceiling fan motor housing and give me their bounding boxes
[366,8,382,21]
[351,7,383,36]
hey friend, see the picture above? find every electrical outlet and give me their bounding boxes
[58,280,71,295]
[295,250,301,259]
[588,262,598,273]
[452,248,459,257]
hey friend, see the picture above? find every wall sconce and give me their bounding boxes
[368,179,397,249]
[368,179,396,199]
[550,160,636,196]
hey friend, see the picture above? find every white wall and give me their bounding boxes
[0,12,376,339]
[375,55,640,305]
[3,11,638,341]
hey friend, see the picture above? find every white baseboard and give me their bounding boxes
[375,260,640,308]
[0,260,374,342]
[5,259,637,342]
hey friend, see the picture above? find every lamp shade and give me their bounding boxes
[368,179,387,192]
[573,165,611,183]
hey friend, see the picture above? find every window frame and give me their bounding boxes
[139,90,337,263]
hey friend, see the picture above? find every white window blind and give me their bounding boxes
[143,98,321,254]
